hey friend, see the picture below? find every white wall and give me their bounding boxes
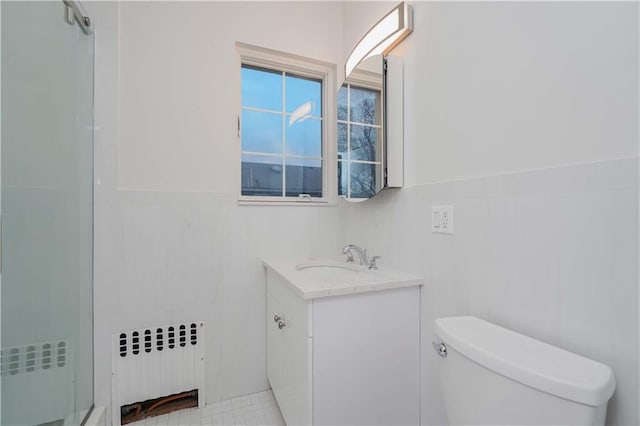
[342,2,638,425]
[118,2,344,192]
[89,2,344,424]
[397,1,638,186]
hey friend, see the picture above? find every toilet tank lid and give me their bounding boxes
[435,316,616,407]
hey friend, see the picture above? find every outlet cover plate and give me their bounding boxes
[432,205,454,234]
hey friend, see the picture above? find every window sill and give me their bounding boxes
[237,196,337,207]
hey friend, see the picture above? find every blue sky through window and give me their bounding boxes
[241,66,282,111]
[241,65,323,197]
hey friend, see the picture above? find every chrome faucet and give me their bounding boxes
[342,245,381,270]
[343,244,367,265]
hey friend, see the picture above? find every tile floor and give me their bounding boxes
[130,390,285,426]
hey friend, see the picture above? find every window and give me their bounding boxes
[238,43,336,203]
[337,82,383,199]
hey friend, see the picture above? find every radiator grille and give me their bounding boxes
[118,324,199,358]
[1,341,68,376]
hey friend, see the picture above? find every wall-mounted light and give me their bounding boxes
[345,2,413,77]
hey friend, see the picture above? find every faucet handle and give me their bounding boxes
[368,255,381,270]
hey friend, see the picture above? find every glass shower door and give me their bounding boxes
[1,1,94,424]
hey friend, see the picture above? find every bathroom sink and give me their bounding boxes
[295,260,363,273]
[263,257,423,299]
[295,264,362,278]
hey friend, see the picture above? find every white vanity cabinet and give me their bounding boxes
[265,261,422,426]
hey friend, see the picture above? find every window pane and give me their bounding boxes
[350,86,379,124]
[241,65,282,111]
[241,154,283,196]
[350,124,379,162]
[286,117,321,157]
[338,160,347,196]
[286,74,321,117]
[241,110,282,154]
[285,157,322,197]
[337,85,348,121]
[337,123,348,159]
[350,162,381,198]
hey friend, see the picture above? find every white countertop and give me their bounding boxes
[263,257,423,300]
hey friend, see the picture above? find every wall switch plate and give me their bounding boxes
[431,205,454,234]
[431,209,441,232]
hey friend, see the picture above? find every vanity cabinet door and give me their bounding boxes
[266,292,284,398]
[311,286,421,426]
[266,271,312,426]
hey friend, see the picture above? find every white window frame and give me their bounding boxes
[236,42,337,206]
[338,69,384,201]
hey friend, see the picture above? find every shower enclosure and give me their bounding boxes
[1,1,94,424]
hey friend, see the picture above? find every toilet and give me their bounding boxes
[434,316,616,425]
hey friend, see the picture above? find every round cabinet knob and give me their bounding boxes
[278,321,285,330]
[274,315,281,323]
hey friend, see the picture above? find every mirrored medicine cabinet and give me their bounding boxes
[338,2,413,201]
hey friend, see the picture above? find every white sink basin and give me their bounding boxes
[295,264,362,278]
[264,257,423,299]
[295,260,363,274]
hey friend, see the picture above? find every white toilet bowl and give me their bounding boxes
[434,316,616,425]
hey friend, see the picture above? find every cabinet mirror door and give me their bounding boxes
[338,55,385,201]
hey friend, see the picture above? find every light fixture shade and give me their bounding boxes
[345,2,413,77]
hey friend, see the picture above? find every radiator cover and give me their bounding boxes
[111,321,206,424]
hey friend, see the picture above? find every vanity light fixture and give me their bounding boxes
[345,2,413,77]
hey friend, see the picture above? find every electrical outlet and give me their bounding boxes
[440,205,453,233]
[431,205,454,234]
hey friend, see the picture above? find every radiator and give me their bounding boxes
[111,321,206,424]
[1,340,75,426]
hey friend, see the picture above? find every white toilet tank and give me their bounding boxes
[434,316,616,425]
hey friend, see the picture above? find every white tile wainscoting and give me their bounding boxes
[340,157,639,426]
[129,390,285,426]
